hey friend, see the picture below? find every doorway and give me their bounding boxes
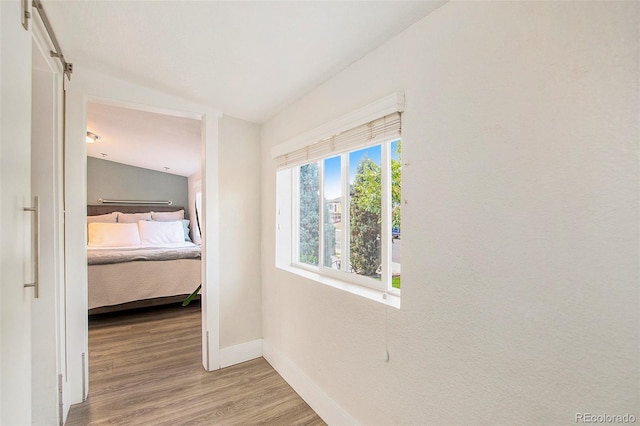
[63,79,222,406]
[83,100,205,391]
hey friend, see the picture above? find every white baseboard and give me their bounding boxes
[263,340,357,426]
[219,339,263,368]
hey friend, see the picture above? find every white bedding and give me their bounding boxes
[88,259,201,310]
[87,242,201,310]
[86,212,201,311]
[87,241,197,251]
[87,242,200,263]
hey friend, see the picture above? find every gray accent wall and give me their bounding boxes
[87,157,189,216]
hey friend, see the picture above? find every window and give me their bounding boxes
[291,139,401,295]
[297,162,320,266]
[275,104,403,306]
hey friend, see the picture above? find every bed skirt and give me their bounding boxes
[88,258,201,311]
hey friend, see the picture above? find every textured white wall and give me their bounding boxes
[219,115,263,348]
[261,2,639,424]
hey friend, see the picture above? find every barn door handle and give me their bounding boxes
[24,196,40,298]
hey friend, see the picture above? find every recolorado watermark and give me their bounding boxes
[576,413,637,423]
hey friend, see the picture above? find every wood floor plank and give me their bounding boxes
[65,302,325,426]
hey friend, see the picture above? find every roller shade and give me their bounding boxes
[275,112,401,169]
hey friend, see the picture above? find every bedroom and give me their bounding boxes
[81,92,263,369]
[1,1,637,425]
[85,101,203,314]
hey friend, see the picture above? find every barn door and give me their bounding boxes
[0,0,35,423]
[31,27,65,425]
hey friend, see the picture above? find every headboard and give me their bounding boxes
[87,205,185,216]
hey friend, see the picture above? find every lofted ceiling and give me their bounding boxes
[44,1,445,175]
[86,102,202,177]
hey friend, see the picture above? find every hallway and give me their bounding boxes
[65,303,324,425]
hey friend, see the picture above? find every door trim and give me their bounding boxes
[63,70,223,408]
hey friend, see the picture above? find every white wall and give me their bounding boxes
[260,2,639,424]
[219,115,262,348]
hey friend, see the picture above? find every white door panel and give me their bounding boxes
[1,0,34,424]
[31,35,64,425]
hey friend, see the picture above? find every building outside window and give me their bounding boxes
[293,137,401,294]
[274,99,403,305]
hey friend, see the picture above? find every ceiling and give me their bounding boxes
[86,102,201,177]
[44,1,445,176]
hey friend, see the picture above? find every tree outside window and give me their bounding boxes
[295,139,401,292]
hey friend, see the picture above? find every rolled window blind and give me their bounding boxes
[275,112,401,169]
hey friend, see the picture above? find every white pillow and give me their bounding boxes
[87,212,118,223]
[138,220,185,244]
[117,212,152,223]
[88,223,141,247]
[151,210,185,221]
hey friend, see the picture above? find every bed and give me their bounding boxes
[87,205,201,314]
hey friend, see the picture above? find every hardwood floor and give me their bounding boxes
[65,302,324,425]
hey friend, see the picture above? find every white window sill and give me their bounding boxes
[278,264,401,309]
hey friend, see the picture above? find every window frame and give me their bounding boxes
[273,93,405,308]
[289,138,401,297]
